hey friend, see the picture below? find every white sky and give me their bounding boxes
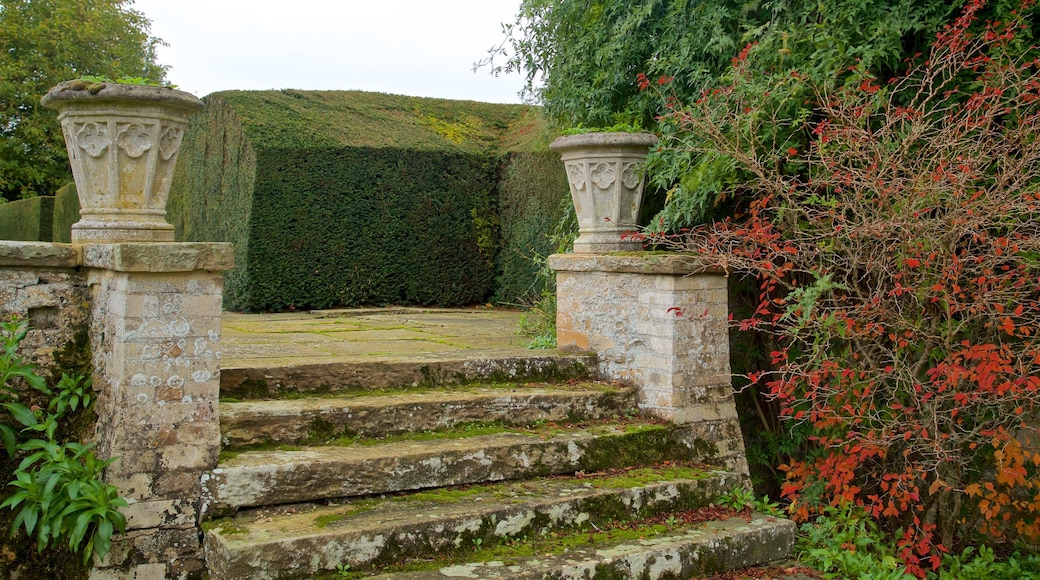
[132,0,527,103]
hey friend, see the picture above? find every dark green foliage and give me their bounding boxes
[50,183,79,244]
[168,94,257,309]
[491,0,966,227]
[0,318,122,578]
[246,147,497,310]
[170,90,564,311]
[493,151,569,305]
[0,196,53,241]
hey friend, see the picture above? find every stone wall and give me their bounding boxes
[0,240,232,580]
[550,253,748,475]
[0,242,88,370]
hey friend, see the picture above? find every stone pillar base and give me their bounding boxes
[550,252,748,475]
[83,243,233,579]
[72,220,176,243]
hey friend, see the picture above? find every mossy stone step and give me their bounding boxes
[220,352,597,400]
[204,467,745,580]
[362,514,796,580]
[202,422,706,515]
[220,382,637,449]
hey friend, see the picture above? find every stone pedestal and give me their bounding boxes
[550,253,747,474]
[84,243,233,580]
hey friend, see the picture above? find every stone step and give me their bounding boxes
[364,514,796,580]
[203,422,707,516]
[203,467,753,580]
[220,352,598,400]
[220,382,638,449]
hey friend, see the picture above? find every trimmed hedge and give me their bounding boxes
[52,183,79,244]
[494,151,571,304]
[169,90,568,311]
[0,196,54,241]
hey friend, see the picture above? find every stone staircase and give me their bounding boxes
[202,349,795,579]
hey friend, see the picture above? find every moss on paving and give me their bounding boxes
[219,380,620,404]
[216,463,715,538]
[313,514,704,579]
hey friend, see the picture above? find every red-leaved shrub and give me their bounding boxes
[655,0,1040,575]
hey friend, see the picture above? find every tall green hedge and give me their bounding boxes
[0,196,54,241]
[169,90,568,312]
[51,183,79,244]
[494,151,570,304]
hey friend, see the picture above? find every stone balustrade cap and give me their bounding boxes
[548,252,725,276]
[549,131,658,152]
[81,243,234,272]
[0,241,81,267]
[41,80,204,114]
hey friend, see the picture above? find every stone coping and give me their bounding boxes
[0,240,233,272]
[548,252,724,276]
[0,241,81,267]
[82,243,234,272]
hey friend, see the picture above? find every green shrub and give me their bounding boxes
[493,151,570,305]
[51,183,80,244]
[0,317,125,568]
[0,196,54,241]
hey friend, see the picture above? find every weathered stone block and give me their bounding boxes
[551,252,748,475]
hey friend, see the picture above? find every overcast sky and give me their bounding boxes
[132,0,528,103]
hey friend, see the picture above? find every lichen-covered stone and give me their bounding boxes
[220,383,636,448]
[203,423,694,514]
[366,514,795,580]
[205,470,746,579]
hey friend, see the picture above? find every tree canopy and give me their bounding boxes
[0,0,166,202]
[488,0,1039,227]
[491,0,957,129]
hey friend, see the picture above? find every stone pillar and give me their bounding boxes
[84,243,233,580]
[550,253,747,475]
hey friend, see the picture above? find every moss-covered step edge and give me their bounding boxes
[219,352,597,400]
[220,382,637,449]
[359,514,796,580]
[202,422,718,517]
[203,466,743,580]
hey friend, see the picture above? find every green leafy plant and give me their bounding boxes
[798,506,1040,579]
[0,316,126,564]
[559,120,644,135]
[717,485,755,511]
[798,505,917,580]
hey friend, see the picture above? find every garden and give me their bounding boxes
[491,0,1040,577]
[3,0,1040,578]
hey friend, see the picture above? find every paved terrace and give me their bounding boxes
[219,307,533,369]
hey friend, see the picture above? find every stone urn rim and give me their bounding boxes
[549,130,658,152]
[41,80,203,114]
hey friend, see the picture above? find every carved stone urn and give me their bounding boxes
[550,132,658,253]
[41,81,204,243]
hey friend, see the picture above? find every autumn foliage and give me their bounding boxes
[655,0,1040,575]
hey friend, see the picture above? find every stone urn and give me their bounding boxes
[41,80,204,243]
[550,131,658,253]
